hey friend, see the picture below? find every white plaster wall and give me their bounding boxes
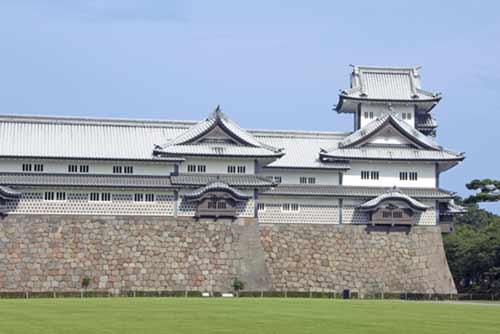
[179,158,255,174]
[360,104,414,128]
[343,161,436,188]
[259,169,340,185]
[0,158,175,176]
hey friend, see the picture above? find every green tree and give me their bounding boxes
[443,189,500,293]
[464,179,500,204]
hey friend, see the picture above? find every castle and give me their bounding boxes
[0,66,464,295]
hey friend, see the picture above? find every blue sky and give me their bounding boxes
[1,1,498,212]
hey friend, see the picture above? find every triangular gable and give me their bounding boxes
[153,106,284,158]
[165,106,264,148]
[337,114,442,151]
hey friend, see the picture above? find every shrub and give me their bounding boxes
[81,276,91,289]
[232,278,245,292]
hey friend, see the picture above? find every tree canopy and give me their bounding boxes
[443,180,500,293]
[464,179,500,204]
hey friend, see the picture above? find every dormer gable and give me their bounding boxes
[153,106,284,158]
[338,114,442,150]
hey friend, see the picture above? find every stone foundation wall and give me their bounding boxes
[0,215,456,295]
[260,224,456,295]
[0,215,270,293]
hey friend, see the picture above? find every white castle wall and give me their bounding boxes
[343,161,436,188]
[259,169,340,185]
[179,157,255,174]
[360,104,414,128]
[0,158,175,176]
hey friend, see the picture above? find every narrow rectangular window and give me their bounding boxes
[237,166,246,174]
[257,203,266,212]
[56,192,66,201]
[228,166,236,173]
[370,171,379,180]
[134,193,144,202]
[274,176,282,184]
[407,112,412,120]
[101,193,111,202]
[68,165,78,173]
[22,163,32,172]
[402,113,407,120]
[208,201,216,209]
[308,177,316,184]
[145,194,155,202]
[113,166,122,174]
[80,165,89,173]
[400,172,408,181]
[124,166,134,174]
[364,111,368,118]
[282,203,290,211]
[409,172,418,181]
[187,165,196,173]
[299,177,307,184]
[34,164,44,172]
[217,201,227,209]
[393,211,403,218]
[361,171,370,180]
[89,192,100,201]
[44,191,54,201]
[369,112,374,119]
[291,203,299,211]
[197,165,206,173]
[382,211,392,218]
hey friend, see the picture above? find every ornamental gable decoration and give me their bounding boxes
[153,106,284,159]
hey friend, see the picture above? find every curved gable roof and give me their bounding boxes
[338,114,442,150]
[154,106,283,158]
[358,188,429,212]
[183,181,252,201]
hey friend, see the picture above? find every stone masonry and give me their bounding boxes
[260,224,456,295]
[0,215,456,295]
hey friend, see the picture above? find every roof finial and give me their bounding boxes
[211,104,224,120]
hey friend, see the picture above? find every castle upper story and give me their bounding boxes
[336,66,440,136]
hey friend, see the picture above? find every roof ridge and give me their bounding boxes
[0,114,197,128]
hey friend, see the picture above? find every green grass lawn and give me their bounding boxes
[0,298,499,334]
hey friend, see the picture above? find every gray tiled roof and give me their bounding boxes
[165,107,266,148]
[171,173,275,187]
[415,113,438,129]
[321,114,463,162]
[322,145,463,161]
[255,131,349,169]
[0,115,190,160]
[157,142,283,158]
[340,66,439,101]
[0,185,22,199]
[338,114,442,150]
[155,107,283,158]
[357,188,428,211]
[262,184,454,199]
[0,173,173,189]
[443,200,466,214]
[183,181,252,201]
[0,114,349,170]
